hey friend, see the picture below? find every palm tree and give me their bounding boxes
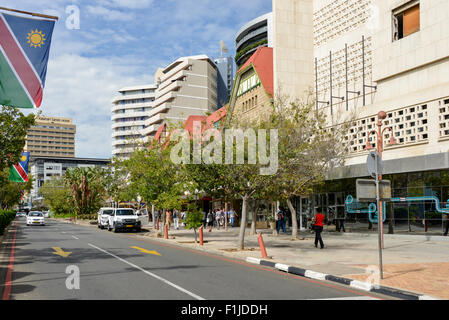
[64,167,106,220]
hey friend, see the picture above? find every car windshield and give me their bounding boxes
[102,210,114,215]
[116,209,134,216]
[29,212,43,217]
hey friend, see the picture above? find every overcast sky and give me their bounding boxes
[3,0,272,159]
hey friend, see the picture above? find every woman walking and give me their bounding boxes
[312,209,325,249]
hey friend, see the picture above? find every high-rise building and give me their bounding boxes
[111,84,157,158]
[214,56,234,109]
[141,55,218,140]
[235,12,273,69]
[228,0,449,227]
[25,116,76,158]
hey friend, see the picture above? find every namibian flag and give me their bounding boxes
[9,152,30,182]
[0,12,55,108]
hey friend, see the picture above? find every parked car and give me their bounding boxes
[27,211,45,226]
[16,212,26,218]
[97,207,115,229]
[107,208,141,233]
[43,210,50,218]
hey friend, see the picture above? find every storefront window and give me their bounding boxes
[393,173,408,189]
[408,172,424,187]
[424,171,441,187]
[408,187,424,197]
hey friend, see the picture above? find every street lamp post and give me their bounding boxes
[366,111,398,250]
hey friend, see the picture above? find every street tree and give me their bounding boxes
[40,175,74,216]
[0,106,35,172]
[266,91,355,239]
[0,168,33,209]
[64,166,107,220]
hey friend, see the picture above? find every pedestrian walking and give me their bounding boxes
[180,210,186,227]
[276,206,287,234]
[173,209,179,230]
[207,211,214,232]
[444,213,449,236]
[312,209,325,249]
[166,210,173,230]
[229,208,235,227]
[215,208,222,230]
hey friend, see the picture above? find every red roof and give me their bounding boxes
[237,47,273,96]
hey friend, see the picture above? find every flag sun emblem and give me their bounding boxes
[27,29,46,48]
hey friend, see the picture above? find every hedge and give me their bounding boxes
[0,210,16,236]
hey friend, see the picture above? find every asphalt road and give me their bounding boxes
[0,218,392,300]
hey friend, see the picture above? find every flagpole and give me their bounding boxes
[0,6,59,20]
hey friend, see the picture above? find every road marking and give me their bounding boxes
[72,236,79,240]
[52,247,72,258]
[88,243,204,300]
[131,246,161,256]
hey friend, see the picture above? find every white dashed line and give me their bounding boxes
[88,243,205,300]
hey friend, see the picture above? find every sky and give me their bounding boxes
[2,0,272,159]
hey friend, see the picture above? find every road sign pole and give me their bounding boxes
[375,152,384,279]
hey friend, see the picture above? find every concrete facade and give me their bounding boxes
[111,84,157,158]
[311,0,449,171]
[141,55,218,140]
[235,12,273,68]
[272,0,315,101]
[25,116,76,158]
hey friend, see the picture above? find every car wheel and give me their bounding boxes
[136,227,141,233]
[113,225,118,233]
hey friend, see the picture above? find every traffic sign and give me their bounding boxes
[356,179,391,202]
[367,151,382,178]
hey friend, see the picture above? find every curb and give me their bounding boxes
[245,257,439,300]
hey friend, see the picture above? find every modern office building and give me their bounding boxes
[24,116,76,158]
[235,12,273,69]
[228,0,449,231]
[29,156,110,203]
[214,56,234,109]
[141,55,218,140]
[111,84,157,158]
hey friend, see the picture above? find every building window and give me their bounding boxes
[393,1,420,41]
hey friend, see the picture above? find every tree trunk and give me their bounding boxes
[250,201,260,236]
[194,228,197,243]
[224,202,228,231]
[287,198,297,240]
[238,195,248,250]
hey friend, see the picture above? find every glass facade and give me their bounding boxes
[290,170,449,234]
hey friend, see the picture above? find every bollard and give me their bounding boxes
[257,233,268,258]
[164,224,168,239]
[199,226,204,246]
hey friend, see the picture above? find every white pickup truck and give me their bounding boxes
[97,207,115,229]
[107,208,142,233]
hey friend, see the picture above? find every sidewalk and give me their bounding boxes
[63,219,449,299]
